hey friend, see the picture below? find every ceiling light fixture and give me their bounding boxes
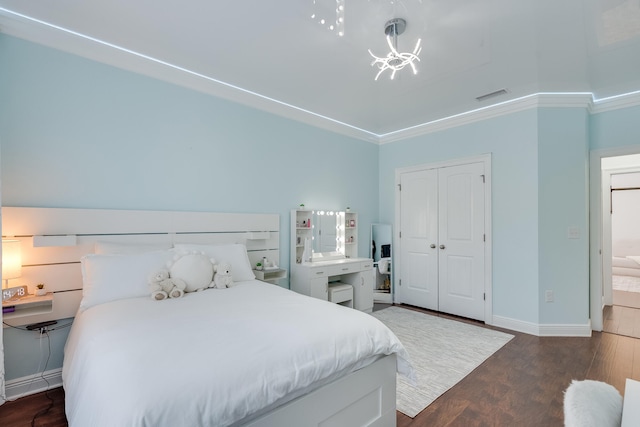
[368,18,421,81]
[311,0,345,36]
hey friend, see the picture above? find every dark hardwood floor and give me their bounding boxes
[2,304,639,426]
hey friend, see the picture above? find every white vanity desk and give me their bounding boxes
[290,257,374,313]
[290,209,374,312]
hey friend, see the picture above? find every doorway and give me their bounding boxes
[601,155,640,338]
[394,154,492,322]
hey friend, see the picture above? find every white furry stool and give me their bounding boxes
[564,379,622,427]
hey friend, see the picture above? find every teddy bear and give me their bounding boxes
[148,269,186,300]
[213,261,234,289]
[168,251,216,292]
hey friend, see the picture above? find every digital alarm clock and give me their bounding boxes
[2,285,28,302]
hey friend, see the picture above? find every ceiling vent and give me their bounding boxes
[475,89,509,102]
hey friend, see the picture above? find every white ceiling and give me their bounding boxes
[1,0,640,141]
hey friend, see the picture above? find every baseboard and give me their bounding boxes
[491,315,540,335]
[4,368,62,401]
[491,315,592,337]
[538,321,592,337]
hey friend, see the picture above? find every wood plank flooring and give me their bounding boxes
[604,304,640,339]
[2,304,639,427]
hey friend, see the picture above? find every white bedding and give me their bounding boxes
[613,256,640,269]
[612,256,640,277]
[62,281,413,426]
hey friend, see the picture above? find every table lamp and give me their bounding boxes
[2,239,22,289]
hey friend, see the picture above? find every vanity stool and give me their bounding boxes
[328,283,353,308]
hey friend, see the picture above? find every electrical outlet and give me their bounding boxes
[567,226,580,239]
[545,290,554,302]
[34,328,49,339]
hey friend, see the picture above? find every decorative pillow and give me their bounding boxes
[563,379,622,427]
[169,252,215,292]
[80,249,175,311]
[94,241,173,254]
[173,243,255,281]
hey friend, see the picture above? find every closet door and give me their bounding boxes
[397,161,486,321]
[397,168,439,310]
[437,162,485,320]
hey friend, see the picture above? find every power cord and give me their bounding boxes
[31,329,53,427]
[1,320,73,425]
[1,322,46,401]
[1,321,32,331]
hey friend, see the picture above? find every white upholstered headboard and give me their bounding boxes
[2,207,279,326]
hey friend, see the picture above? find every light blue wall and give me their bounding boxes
[2,31,640,385]
[537,108,589,325]
[0,34,378,381]
[590,104,640,151]
[3,320,72,380]
[0,34,379,262]
[379,111,541,324]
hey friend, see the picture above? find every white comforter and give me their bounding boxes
[62,281,412,426]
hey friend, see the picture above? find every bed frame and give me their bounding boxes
[2,207,397,426]
[2,207,281,327]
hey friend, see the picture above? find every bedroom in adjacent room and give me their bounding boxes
[603,154,640,338]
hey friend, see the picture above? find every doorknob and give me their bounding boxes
[440,244,445,249]
[430,244,436,249]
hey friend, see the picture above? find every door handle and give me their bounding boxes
[430,244,436,248]
[440,244,445,250]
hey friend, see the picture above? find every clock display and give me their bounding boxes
[2,285,28,302]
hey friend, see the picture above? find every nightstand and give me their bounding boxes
[253,268,287,284]
[2,293,53,320]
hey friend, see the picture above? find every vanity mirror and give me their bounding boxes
[291,209,359,264]
[313,211,341,254]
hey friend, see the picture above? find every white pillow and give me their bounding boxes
[170,253,215,292]
[173,243,255,281]
[80,249,175,311]
[564,379,622,427]
[94,241,173,254]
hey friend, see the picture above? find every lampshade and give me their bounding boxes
[2,239,22,288]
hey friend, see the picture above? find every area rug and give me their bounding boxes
[612,275,640,293]
[372,306,514,417]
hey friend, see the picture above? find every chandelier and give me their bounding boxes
[368,18,422,80]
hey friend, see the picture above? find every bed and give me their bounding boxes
[1,207,413,426]
[612,240,640,278]
[63,276,412,426]
[612,256,640,278]
[63,247,412,426]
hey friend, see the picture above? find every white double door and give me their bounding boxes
[397,161,486,321]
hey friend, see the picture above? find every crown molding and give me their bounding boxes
[0,9,380,144]
[378,93,594,144]
[2,9,640,146]
[591,90,640,114]
[377,90,640,145]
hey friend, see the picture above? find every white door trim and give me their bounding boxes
[394,153,493,324]
[590,145,640,332]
